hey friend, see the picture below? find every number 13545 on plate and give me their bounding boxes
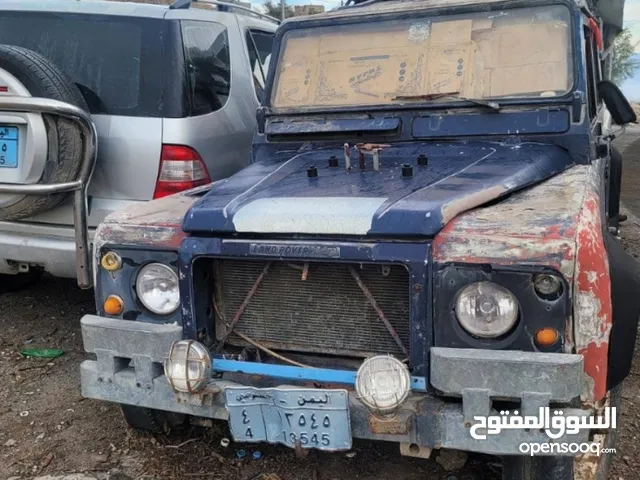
[224,386,352,451]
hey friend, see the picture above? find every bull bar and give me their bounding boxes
[0,96,98,288]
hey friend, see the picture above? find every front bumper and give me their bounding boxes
[80,315,590,455]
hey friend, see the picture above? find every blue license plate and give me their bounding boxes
[224,386,352,451]
[0,126,18,168]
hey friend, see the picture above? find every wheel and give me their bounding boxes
[0,269,43,293]
[501,384,622,480]
[0,44,89,220]
[119,404,187,434]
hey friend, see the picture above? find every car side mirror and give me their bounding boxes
[598,80,637,125]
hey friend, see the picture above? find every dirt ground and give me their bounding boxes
[3,133,640,480]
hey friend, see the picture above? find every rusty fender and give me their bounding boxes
[92,189,204,283]
[433,163,612,402]
[572,160,611,403]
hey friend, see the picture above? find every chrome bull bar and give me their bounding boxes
[0,96,98,288]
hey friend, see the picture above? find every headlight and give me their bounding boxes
[164,340,211,393]
[355,355,411,415]
[455,281,518,338]
[136,263,180,315]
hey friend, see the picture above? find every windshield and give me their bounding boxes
[271,5,573,110]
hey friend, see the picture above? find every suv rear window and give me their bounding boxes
[0,12,165,117]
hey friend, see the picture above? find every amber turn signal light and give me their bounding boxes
[101,252,122,272]
[535,327,559,347]
[103,295,124,316]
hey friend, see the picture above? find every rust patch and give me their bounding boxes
[355,143,390,151]
[435,165,588,245]
[573,161,612,403]
[578,342,609,401]
[93,189,200,267]
[433,232,576,279]
[368,410,413,435]
[433,161,616,395]
[441,185,507,224]
[97,224,187,249]
[574,449,599,480]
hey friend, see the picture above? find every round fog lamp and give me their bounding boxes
[136,263,180,315]
[164,340,211,393]
[455,281,518,338]
[355,355,411,415]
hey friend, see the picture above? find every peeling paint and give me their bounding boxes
[574,386,617,479]
[573,160,612,403]
[433,232,576,279]
[434,160,613,402]
[441,185,507,224]
[104,189,203,227]
[432,165,592,276]
[586,271,599,284]
[94,190,199,259]
[575,293,603,340]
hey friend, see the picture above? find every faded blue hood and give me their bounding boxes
[183,141,575,237]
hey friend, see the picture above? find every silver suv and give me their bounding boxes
[0,0,276,287]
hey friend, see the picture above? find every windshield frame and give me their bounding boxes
[264,0,580,116]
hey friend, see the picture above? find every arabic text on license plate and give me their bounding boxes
[224,387,352,451]
[0,126,18,168]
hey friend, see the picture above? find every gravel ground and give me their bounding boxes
[2,131,640,480]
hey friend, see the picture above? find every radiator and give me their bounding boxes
[214,260,410,358]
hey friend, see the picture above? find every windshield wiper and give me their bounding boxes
[392,91,501,112]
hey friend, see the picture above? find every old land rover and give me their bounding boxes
[79,0,640,478]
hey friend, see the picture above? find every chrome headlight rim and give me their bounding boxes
[135,262,180,316]
[454,280,520,339]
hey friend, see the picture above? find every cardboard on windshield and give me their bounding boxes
[487,22,570,96]
[271,15,571,109]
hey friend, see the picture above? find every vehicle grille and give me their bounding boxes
[213,260,410,358]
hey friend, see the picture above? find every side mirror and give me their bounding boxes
[597,80,637,125]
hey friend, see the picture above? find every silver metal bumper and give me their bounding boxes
[81,315,591,455]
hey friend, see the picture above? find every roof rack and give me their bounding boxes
[170,0,280,23]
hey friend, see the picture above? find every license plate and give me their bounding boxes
[0,126,18,168]
[224,386,352,451]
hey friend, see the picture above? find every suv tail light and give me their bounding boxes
[153,145,211,199]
